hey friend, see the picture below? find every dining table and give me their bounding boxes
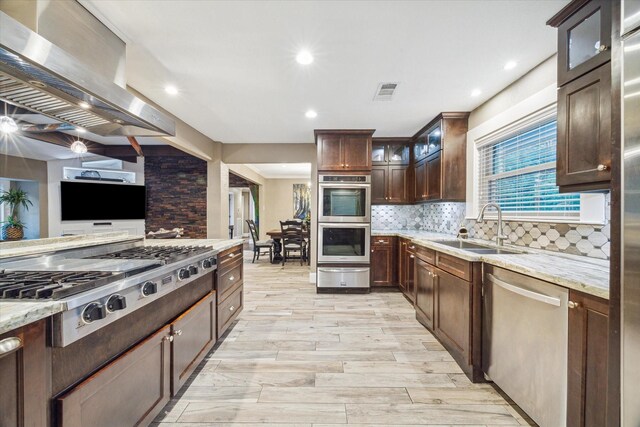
[266,228,310,264]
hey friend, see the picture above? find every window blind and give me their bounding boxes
[477,119,580,218]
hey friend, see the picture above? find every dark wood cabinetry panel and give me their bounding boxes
[170,292,217,395]
[0,319,49,427]
[426,151,442,200]
[218,284,243,337]
[567,290,609,427]
[57,326,171,427]
[405,244,416,304]
[415,258,436,330]
[343,134,372,171]
[398,239,408,293]
[434,267,471,366]
[371,166,388,204]
[553,0,612,86]
[414,159,427,201]
[557,63,611,190]
[316,134,343,171]
[371,243,395,287]
[388,166,409,203]
[217,260,243,301]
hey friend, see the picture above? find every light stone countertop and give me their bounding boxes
[0,232,141,260]
[0,236,244,335]
[373,229,610,300]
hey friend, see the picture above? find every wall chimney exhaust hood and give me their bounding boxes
[0,11,175,137]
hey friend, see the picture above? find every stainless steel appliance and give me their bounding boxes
[622,3,640,424]
[317,222,371,264]
[317,267,370,289]
[318,174,371,223]
[483,265,569,427]
[0,11,175,137]
[0,242,216,346]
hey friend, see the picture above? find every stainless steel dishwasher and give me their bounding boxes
[483,265,568,427]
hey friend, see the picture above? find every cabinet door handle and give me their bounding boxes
[229,276,235,281]
[597,164,609,171]
[345,164,349,167]
[0,337,22,358]
[163,335,174,342]
[409,245,415,249]
[598,44,609,52]
[409,254,415,258]
[568,301,580,309]
[228,253,236,258]
[174,329,183,336]
[371,249,374,253]
[229,305,235,312]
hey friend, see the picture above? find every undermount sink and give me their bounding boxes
[431,240,521,255]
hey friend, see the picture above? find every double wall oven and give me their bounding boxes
[317,175,371,291]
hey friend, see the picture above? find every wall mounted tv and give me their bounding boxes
[60,181,146,221]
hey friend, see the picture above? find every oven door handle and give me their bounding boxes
[318,223,371,228]
[319,183,371,188]
[318,268,369,273]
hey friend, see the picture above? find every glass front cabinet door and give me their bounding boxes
[557,0,611,85]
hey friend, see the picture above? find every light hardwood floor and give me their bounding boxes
[153,253,535,426]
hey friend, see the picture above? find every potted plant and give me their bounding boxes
[0,188,33,241]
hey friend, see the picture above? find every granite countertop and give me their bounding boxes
[373,229,610,299]
[0,232,141,260]
[0,301,66,335]
[144,238,245,254]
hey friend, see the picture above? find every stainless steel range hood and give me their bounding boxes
[0,10,175,137]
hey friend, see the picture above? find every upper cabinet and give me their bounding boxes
[372,138,411,165]
[548,0,614,192]
[372,138,412,204]
[412,113,469,202]
[316,130,374,172]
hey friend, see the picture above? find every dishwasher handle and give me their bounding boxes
[487,274,561,307]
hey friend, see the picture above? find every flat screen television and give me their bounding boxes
[60,181,146,221]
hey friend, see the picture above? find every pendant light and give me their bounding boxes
[70,140,88,154]
[0,116,18,134]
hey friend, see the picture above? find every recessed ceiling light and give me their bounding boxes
[296,50,314,65]
[0,116,18,134]
[305,110,317,119]
[165,85,179,95]
[471,89,482,97]
[504,61,517,70]
[78,101,90,109]
[70,140,88,154]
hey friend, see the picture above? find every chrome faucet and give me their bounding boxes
[476,203,507,246]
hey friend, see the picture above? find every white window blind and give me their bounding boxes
[477,118,580,218]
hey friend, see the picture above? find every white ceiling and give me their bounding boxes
[82,0,567,144]
[245,163,312,179]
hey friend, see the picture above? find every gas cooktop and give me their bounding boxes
[90,245,212,264]
[0,270,125,300]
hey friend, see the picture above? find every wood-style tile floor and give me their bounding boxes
[153,252,536,426]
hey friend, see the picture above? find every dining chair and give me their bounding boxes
[279,220,306,266]
[246,220,273,263]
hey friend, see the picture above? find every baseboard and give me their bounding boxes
[309,272,316,284]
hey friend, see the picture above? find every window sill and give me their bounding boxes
[464,216,607,226]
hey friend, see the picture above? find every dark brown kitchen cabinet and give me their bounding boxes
[412,113,468,202]
[399,241,416,304]
[372,165,410,204]
[316,130,374,172]
[551,0,612,86]
[371,166,388,204]
[57,325,172,427]
[216,244,244,338]
[567,290,609,427]
[170,292,217,395]
[0,319,49,427]
[372,138,411,165]
[371,236,397,287]
[548,0,614,192]
[556,62,611,191]
[413,244,482,382]
[415,257,436,330]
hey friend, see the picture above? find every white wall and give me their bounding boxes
[46,156,145,237]
[262,178,311,235]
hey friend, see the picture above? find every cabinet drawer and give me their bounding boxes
[436,252,471,281]
[217,262,243,302]
[372,236,394,246]
[218,285,243,338]
[415,245,435,264]
[217,245,243,272]
[57,326,171,427]
[170,292,216,395]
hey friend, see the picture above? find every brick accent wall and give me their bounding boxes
[144,156,207,238]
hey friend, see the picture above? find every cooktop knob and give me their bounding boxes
[82,302,107,323]
[141,281,158,297]
[178,268,190,281]
[106,294,127,312]
[188,265,198,275]
[202,259,212,269]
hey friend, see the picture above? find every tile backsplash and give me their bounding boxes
[372,197,611,260]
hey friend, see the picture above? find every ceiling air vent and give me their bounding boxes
[373,82,398,101]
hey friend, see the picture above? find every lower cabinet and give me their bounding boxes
[371,236,397,287]
[0,319,49,427]
[170,292,217,395]
[216,244,245,338]
[218,284,243,337]
[398,239,416,303]
[567,290,609,427]
[434,267,471,366]
[415,258,435,330]
[57,325,172,427]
